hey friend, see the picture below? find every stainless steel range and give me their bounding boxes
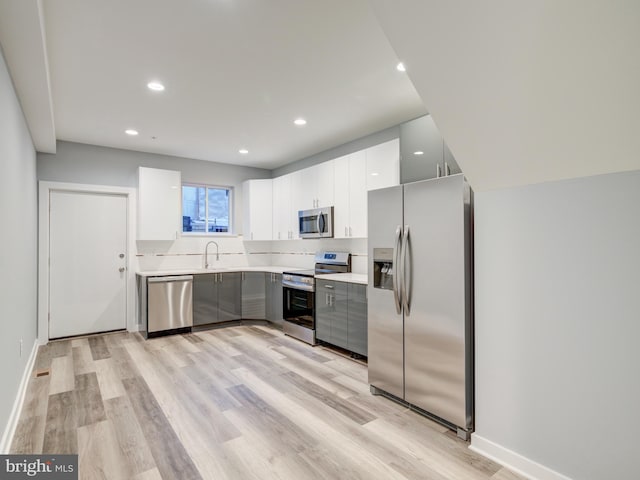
[282,251,351,345]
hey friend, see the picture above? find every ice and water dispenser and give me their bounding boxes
[373,248,394,290]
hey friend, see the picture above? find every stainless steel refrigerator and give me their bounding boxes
[368,174,474,439]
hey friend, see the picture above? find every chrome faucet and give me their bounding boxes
[204,241,220,268]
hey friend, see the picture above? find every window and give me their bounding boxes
[182,184,233,234]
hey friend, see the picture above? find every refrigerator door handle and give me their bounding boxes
[393,225,402,314]
[401,225,411,315]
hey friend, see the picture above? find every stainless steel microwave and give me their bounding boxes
[298,206,334,238]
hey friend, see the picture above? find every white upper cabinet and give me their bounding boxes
[288,170,303,239]
[266,138,399,241]
[242,179,272,241]
[313,161,335,208]
[137,166,181,240]
[366,138,400,191]
[290,169,311,212]
[348,151,368,238]
[333,151,367,238]
[272,174,296,240]
[333,154,350,238]
[292,162,335,211]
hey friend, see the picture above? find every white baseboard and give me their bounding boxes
[0,340,39,454]
[470,434,573,480]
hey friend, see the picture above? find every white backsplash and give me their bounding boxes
[270,238,368,274]
[135,235,368,274]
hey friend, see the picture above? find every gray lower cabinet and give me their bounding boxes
[316,280,367,356]
[347,283,367,356]
[265,273,283,324]
[218,272,242,322]
[193,273,241,326]
[241,272,266,319]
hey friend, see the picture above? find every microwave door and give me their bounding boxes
[299,207,334,238]
[320,211,331,237]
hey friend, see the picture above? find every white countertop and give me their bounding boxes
[316,273,368,285]
[137,267,368,284]
[136,265,303,277]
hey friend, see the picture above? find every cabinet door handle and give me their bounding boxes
[220,273,223,283]
[345,226,348,236]
[445,162,450,176]
[349,226,352,237]
[437,163,441,178]
[324,285,334,289]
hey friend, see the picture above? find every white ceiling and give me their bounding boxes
[2,0,426,169]
[372,0,640,191]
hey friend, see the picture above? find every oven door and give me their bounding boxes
[298,207,333,238]
[283,286,315,329]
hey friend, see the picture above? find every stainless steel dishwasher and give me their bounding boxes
[147,275,193,335]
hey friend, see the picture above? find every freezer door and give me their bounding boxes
[403,174,472,430]
[367,185,404,398]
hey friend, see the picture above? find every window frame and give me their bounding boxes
[181,182,235,236]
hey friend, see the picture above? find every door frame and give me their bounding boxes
[38,181,137,345]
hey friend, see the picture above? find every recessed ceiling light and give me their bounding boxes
[396,62,406,72]
[371,172,379,176]
[147,82,165,91]
[125,129,139,136]
[294,118,307,126]
[239,149,249,154]
[414,151,424,155]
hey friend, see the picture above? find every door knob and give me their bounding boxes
[119,267,126,273]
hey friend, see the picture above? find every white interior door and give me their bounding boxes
[49,190,127,339]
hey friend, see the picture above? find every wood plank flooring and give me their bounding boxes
[11,324,524,480]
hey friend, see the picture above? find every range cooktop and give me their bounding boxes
[283,269,316,277]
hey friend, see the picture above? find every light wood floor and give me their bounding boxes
[11,323,523,480]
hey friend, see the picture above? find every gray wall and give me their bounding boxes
[474,170,640,479]
[38,141,272,234]
[0,48,37,450]
[272,125,400,177]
